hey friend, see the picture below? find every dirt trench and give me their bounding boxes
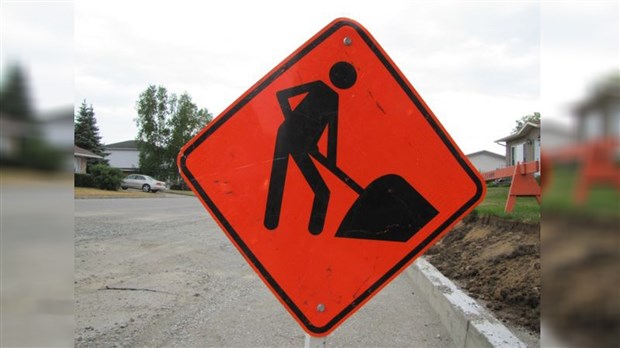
[425,214,540,332]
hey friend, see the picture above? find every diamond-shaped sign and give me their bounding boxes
[178,18,485,336]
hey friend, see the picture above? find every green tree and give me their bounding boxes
[512,112,540,134]
[135,85,170,179]
[166,93,212,181]
[74,100,107,166]
[0,63,34,121]
[135,85,212,182]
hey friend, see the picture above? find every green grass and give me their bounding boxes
[473,165,620,223]
[475,185,541,223]
[75,187,160,198]
[543,165,619,219]
[74,187,195,198]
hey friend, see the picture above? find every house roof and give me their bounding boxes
[105,140,142,150]
[40,106,74,124]
[573,75,620,115]
[543,119,575,137]
[75,145,103,159]
[495,122,540,143]
[466,150,505,160]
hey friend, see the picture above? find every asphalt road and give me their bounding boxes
[2,185,74,347]
[75,195,454,347]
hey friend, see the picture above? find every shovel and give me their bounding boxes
[312,153,438,242]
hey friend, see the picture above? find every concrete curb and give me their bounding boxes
[406,258,526,348]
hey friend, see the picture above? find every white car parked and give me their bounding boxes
[121,174,167,193]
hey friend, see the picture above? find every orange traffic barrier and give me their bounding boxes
[482,160,541,213]
[574,138,620,204]
[482,166,516,182]
[505,161,541,213]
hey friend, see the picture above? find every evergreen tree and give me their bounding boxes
[0,63,34,120]
[74,100,107,163]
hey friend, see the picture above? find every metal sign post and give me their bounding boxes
[304,333,326,348]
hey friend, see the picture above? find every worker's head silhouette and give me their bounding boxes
[329,62,356,89]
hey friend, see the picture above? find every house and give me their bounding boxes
[1,110,74,171]
[105,140,141,174]
[466,150,505,173]
[40,106,74,150]
[572,75,620,142]
[74,145,102,173]
[1,108,73,153]
[495,122,541,167]
[542,119,576,152]
[0,113,35,158]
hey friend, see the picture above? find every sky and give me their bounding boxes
[0,1,74,112]
[1,1,618,156]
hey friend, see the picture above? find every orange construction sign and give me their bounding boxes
[178,18,485,336]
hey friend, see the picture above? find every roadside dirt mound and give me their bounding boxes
[542,214,619,348]
[426,213,540,332]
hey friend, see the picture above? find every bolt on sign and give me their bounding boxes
[178,18,485,336]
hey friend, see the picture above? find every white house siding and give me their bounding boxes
[510,142,525,166]
[107,150,139,171]
[542,122,576,151]
[74,157,87,173]
[43,122,74,149]
[468,153,505,173]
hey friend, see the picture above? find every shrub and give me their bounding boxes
[20,138,66,171]
[75,173,95,187]
[89,164,123,191]
[170,182,190,191]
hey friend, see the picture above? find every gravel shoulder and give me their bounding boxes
[75,196,453,347]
